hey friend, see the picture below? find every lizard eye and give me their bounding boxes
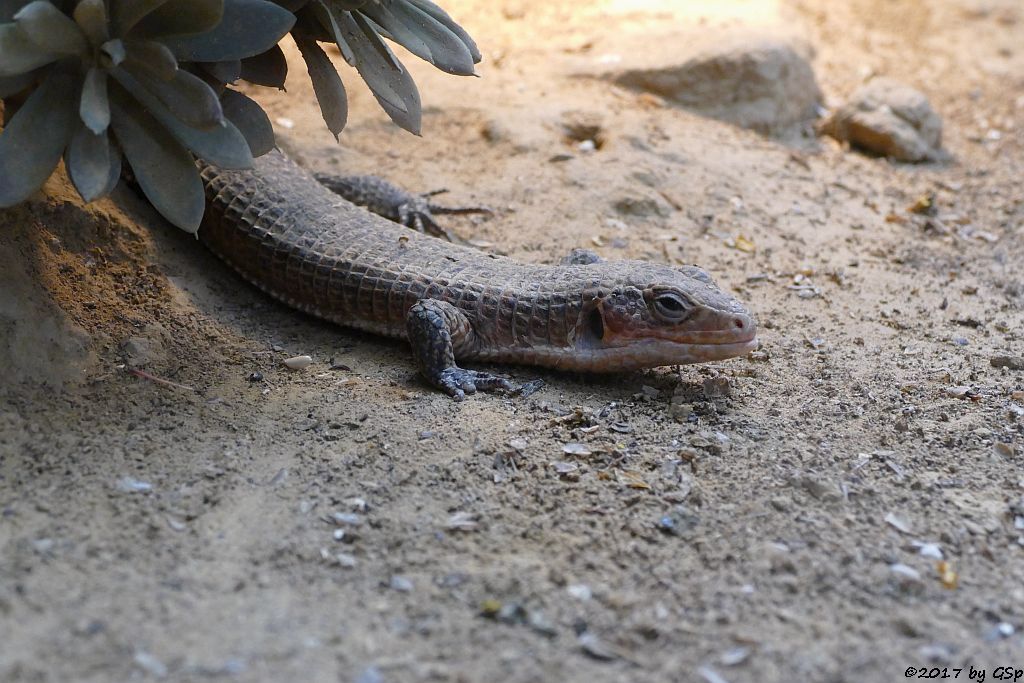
[653,292,693,322]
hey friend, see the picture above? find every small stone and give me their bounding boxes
[820,77,944,162]
[702,376,732,399]
[612,33,822,135]
[567,584,593,601]
[991,355,1024,370]
[889,563,924,593]
[116,477,153,493]
[562,443,592,456]
[994,442,1016,457]
[389,575,414,593]
[133,651,168,678]
[720,647,751,666]
[612,195,670,219]
[885,512,913,534]
[283,355,313,370]
[329,512,363,526]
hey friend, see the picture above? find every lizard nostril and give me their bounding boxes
[734,318,745,330]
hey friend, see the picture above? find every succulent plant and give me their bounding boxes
[0,0,480,231]
[288,0,481,136]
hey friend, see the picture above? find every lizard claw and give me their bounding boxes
[437,368,514,400]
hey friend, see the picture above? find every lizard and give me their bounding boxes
[198,149,758,399]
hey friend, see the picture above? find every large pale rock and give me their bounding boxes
[820,78,944,162]
[612,34,822,135]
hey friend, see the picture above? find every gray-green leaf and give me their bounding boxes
[80,67,110,134]
[111,69,253,169]
[408,0,480,63]
[0,67,78,206]
[0,23,59,77]
[204,59,240,83]
[361,1,475,76]
[72,0,108,46]
[124,40,178,80]
[0,70,33,97]
[162,0,294,62]
[110,0,170,37]
[295,35,347,138]
[239,44,287,89]
[132,0,224,40]
[14,1,87,56]
[67,125,114,202]
[221,88,274,156]
[124,64,224,130]
[110,93,204,232]
[333,10,421,134]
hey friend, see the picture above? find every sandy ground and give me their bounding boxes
[2,1,1024,681]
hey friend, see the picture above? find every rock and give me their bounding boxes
[820,77,944,162]
[612,195,670,219]
[991,355,1024,370]
[612,33,822,135]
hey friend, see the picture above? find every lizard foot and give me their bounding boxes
[437,367,515,401]
[314,173,491,243]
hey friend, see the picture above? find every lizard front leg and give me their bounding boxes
[405,299,513,400]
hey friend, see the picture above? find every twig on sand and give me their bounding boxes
[125,367,196,393]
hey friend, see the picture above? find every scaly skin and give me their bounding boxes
[198,149,757,398]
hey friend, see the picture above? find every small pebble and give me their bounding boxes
[562,443,592,456]
[720,647,750,666]
[329,512,363,526]
[991,355,1024,370]
[283,355,313,370]
[389,575,414,592]
[567,584,592,600]
[994,442,1016,457]
[116,477,153,493]
[885,512,913,534]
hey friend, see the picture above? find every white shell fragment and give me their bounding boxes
[282,355,313,370]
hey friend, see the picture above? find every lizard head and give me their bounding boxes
[575,263,757,371]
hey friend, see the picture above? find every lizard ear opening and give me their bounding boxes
[578,307,605,349]
[588,308,605,341]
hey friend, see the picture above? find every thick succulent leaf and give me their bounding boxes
[221,88,274,156]
[97,138,123,197]
[124,40,178,80]
[124,64,224,130]
[80,66,110,134]
[132,0,224,40]
[100,38,126,66]
[162,0,294,62]
[295,35,347,138]
[110,0,169,36]
[0,23,59,76]
[111,69,253,169]
[66,125,114,202]
[331,9,421,134]
[407,0,480,63]
[0,67,78,206]
[361,1,475,76]
[13,1,87,55]
[110,93,204,232]
[72,0,109,46]
[0,70,33,97]
[1,0,31,22]
[239,44,287,89]
[204,59,241,83]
